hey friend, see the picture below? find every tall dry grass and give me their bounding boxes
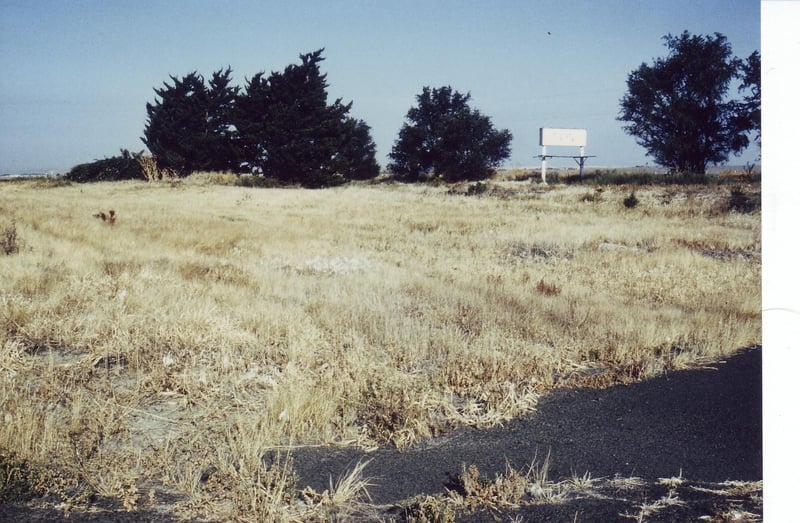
[0,175,760,519]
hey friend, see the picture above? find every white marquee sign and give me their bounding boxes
[539,128,587,147]
[537,127,594,184]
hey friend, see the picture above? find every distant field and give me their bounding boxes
[0,174,761,520]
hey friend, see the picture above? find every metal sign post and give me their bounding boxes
[537,128,596,184]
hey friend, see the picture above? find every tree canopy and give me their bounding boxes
[142,50,379,187]
[388,86,512,182]
[739,50,761,150]
[618,32,760,174]
[142,68,240,176]
[234,49,378,186]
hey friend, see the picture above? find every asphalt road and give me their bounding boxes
[292,346,762,505]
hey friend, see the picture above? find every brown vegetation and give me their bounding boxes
[0,175,761,519]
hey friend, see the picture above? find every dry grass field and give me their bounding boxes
[0,174,761,520]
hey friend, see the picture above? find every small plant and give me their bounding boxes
[743,161,759,178]
[403,494,456,523]
[93,210,117,225]
[138,153,158,181]
[623,191,639,209]
[451,463,528,511]
[579,189,603,203]
[2,221,18,255]
[235,174,280,188]
[536,278,561,297]
[0,451,38,503]
[466,181,488,196]
[137,154,176,181]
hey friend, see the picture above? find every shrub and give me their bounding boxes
[466,181,488,196]
[234,174,282,188]
[0,452,38,503]
[137,154,177,181]
[623,191,639,208]
[65,149,143,182]
[589,170,660,186]
[403,495,456,523]
[729,186,760,213]
[579,189,603,203]
[536,278,561,297]
[2,221,18,255]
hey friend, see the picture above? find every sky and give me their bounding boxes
[0,0,762,174]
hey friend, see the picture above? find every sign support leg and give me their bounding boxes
[541,145,547,185]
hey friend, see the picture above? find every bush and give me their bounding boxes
[66,149,144,182]
[623,191,639,208]
[466,181,488,196]
[588,170,660,186]
[234,174,282,188]
[1,452,38,503]
[729,186,760,213]
[536,278,561,297]
[3,221,19,255]
[579,189,603,203]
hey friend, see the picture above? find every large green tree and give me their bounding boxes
[739,50,761,150]
[618,32,759,174]
[235,49,378,187]
[142,68,240,175]
[389,86,512,182]
[334,117,381,180]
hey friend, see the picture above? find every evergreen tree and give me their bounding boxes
[202,68,242,172]
[389,86,512,182]
[142,68,240,175]
[235,49,379,187]
[334,117,381,180]
[234,71,271,174]
[142,51,379,186]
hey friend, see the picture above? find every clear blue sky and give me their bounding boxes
[0,0,761,174]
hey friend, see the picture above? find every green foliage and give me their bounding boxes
[739,51,761,150]
[618,32,758,174]
[234,174,280,188]
[142,68,241,176]
[466,181,488,196]
[579,169,715,186]
[588,170,661,186]
[334,117,381,181]
[623,191,639,208]
[389,86,512,182]
[1,451,37,503]
[233,49,380,187]
[65,149,144,182]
